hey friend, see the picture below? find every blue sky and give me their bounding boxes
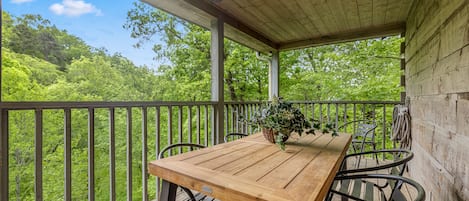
[3,0,159,69]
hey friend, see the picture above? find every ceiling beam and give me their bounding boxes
[183,0,278,50]
[279,23,406,51]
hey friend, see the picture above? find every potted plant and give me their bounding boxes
[246,96,337,150]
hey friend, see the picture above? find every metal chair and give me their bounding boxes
[327,149,414,200]
[158,143,208,201]
[326,174,425,201]
[338,120,377,153]
[224,132,248,142]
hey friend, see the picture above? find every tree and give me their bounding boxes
[124,2,269,101]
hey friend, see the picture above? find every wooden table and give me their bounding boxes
[149,132,352,201]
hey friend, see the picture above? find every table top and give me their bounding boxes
[149,132,352,201]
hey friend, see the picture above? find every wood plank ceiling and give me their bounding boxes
[143,0,414,53]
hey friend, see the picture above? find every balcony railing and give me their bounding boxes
[0,100,400,201]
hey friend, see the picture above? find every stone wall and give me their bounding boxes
[405,0,469,200]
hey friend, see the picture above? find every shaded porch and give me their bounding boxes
[1,0,468,200]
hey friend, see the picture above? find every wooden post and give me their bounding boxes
[211,18,224,145]
[269,51,279,100]
[400,37,406,103]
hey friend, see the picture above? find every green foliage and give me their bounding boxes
[2,12,93,70]
[248,97,313,135]
[245,97,337,150]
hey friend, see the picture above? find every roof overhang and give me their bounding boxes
[142,0,412,53]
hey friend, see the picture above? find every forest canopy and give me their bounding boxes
[2,5,402,103]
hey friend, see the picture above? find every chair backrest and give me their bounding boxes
[337,149,414,176]
[355,123,377,139]
[158,143,206,159]
[157,143,206,201]
[338,120,377,139]
[332,174,425,201]
[224,133,248,142]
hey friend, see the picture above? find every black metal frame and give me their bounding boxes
[327,174,425,201]
[223,133,249,142]
[158,143,207,201]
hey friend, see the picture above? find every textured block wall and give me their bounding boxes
[405,0,469,200]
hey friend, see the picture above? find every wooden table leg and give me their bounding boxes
[159,180,177,201]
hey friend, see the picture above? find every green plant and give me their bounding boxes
[246,97,337,150]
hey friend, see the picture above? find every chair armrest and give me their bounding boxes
[337,149,413,175]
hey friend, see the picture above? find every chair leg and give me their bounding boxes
[372,143,379,164]
[160,180,178,201]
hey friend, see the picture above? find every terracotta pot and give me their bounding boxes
[262,128,289,143]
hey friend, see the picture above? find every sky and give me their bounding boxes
[3,0,159,69]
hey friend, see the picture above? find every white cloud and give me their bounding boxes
[11,0,34,4]
[49,0,102,17]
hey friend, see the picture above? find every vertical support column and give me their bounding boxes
[269,50,280,100]
[400,32,406,103]
[211,18,224,145]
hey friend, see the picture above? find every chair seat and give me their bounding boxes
[327,174,425,201]
[330,178,386,201]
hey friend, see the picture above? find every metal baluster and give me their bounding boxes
[245,104,249,133]
[64,109,72,201]
[211,105,216,146]
[155,106,161,199]
[343,104,348,130]
[188,106,193,144]
[230,104,236,132]
[196,106,201,144]
[235,104,239,133]
[178,106,183,153]
[204,105,209,146]
[142,107,148,201]
[35,109,43,201]
[327,103,331,123]
[225,105,229,136]
[109,108,116,201]
[372,104,376,122]
[127,107,132,201]
[382,105,387,150]
[353,104,357,132]
[0,109,9,201]
[319,103,323,127]
[168,106,173,155]
[304,103,308,120]
[362,104,366,120]
[88,108,95,201]
[335,103,339,129]
[311,103,315,121]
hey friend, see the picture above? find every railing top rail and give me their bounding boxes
[0,100,403,110]
[289,100,402,104]
[0,101,217,110]
[224,101,264,105]
[225,100,402,105]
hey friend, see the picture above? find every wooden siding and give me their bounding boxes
[143,0,412,52]
[405,0,469,200]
